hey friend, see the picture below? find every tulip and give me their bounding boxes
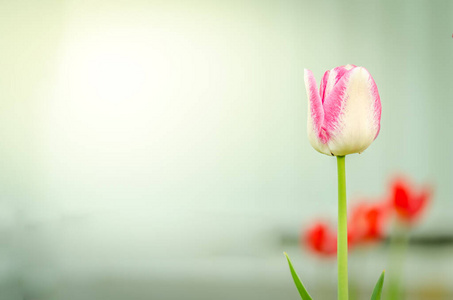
[304,221,337,256]
[387,177,432,300]
[391,177,432,224]
[303,64,382,300]
[305,65,381,156]
[348,201,391,244]
[285,65,385,300]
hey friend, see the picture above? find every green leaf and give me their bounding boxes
[371,270,385,300]
[284,252,313,300]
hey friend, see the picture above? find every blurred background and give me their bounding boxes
[0,0,452,299]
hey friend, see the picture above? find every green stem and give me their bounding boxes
[337,156,348,300]
[387,222,409,300]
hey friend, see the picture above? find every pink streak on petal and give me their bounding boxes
[320,70,330,104]
[332,66,350,84]
[324,65,356,99]
[322,68,356,138]
[366,69,382,140]
[331,65,356,86]
[305,69,327,143]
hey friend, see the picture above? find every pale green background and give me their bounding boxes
[0,0,452,299]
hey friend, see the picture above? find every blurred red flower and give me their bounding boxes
[391,177,432,224]
[304,221,337,256]
[302,176,433,257]
[348,201,391,245]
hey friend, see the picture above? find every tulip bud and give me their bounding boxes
[305,65,381,156]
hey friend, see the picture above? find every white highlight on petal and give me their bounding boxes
[307,115,331,155]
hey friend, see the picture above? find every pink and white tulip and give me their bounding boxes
[305,65,381,156]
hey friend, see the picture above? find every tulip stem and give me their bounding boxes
[387,222,409,300]
[337,156,348,300]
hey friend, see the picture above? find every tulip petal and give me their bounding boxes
[320,70,330,103]
[324,65,356,99]
[323,67,381,156]
[305,69,330,155]
[322,68,355,147]
[368,73,382,139]
[411,188,430,219]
